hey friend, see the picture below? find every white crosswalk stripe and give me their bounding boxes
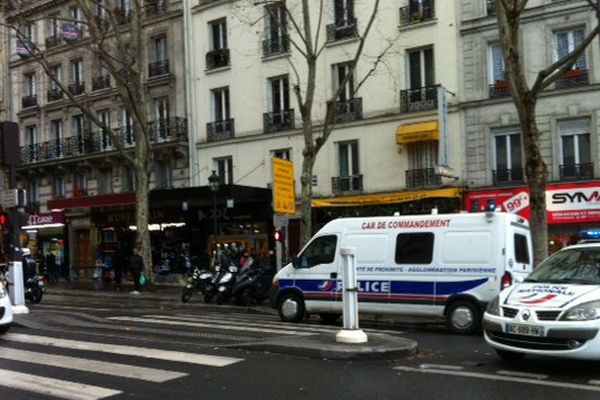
[0,332,244,399]
[0,369,122,400]
[2,332,242,367]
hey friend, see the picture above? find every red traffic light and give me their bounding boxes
[0,213,6,226]
[274,230,285,242]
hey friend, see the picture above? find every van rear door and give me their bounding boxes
[507,225,533,282]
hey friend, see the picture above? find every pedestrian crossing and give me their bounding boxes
[0,332,243,399]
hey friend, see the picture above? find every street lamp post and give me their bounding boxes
[208,170,220,265]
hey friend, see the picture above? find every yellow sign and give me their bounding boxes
[312,187,461,208]
[272,157,296,214]
[396,121,439,144]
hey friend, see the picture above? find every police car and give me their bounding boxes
[0,279,12,334]
[484,230,600,361]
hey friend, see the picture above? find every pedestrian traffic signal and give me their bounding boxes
[0,213,7,226]
[274,229,284,242]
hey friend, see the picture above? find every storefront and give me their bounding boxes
[464,181,600,253]
[21,211,67,278]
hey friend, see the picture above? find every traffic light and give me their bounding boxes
[274,229,285,242]
[0,213,7,227]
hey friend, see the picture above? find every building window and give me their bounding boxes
[271,148,291,160]
[154,161,172,189]
[212,87,230,122]
[491,129,523,185]
[98,169,113,194]
[70,6,82,27]
[154,97,170,140]
[47,13,60,40]
[559,118,592,180]
[333,141,362,192]
[73,174,87,196]
[149,35,169,76]
[123,167,135,192]
[25,125,37,161]
[70,59,83,83]
[53,176,65,198]
[488,42,509,97]
[334,63,354,102]
[22,21,35,41]
[327,0,356,42]
[332,62,362,122]
[49,65,62,90]
[214,157,233,185]
[210,18,227,50]
[24,73,36,96]
[50,119,62,158]
[263,2,288,56]
[71,115,84,153]
[98,110,112,150]
[405,141,439,188]
[408,47,435,90]
[153,35,167,62]
[27,180,39,204]
[554,28,589,88]
[122,108,134,146]
[264,75,294,132]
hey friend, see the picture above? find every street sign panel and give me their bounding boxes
[273,213,288,228]
[1,189,18,208]
[272,157,296,214]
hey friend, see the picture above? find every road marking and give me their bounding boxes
[107,316,315,336]
[0,368,121,400]
[393,366,600,392]
[2,333,242,367]
[0,348,187,382]
[420,363,464,371]
[497,370,548,380]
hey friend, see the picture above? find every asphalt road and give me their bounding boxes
[1,291,600,399]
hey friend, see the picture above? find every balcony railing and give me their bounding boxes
[559,163,594,181]
[92,75,110,91]
[555,69,589,90]
[206,48,230,69]
[332,174,363,194]
[148,59,170,77]
[114,7,132,24]
[332,98,363,123]
[47,88,63,102]
[492,168,524,185]
[489,81,510,98]
[487,0,496,16]
[399,0,435,26]
[19,117,188,164]
[405,168,442,188]
[21,94,37,108]
[400,85,439,113]
[262,35,290,57]
[146,0,168,16]
[68,82,85,95]
[326,18,357,42]
[45,35,61,48]
[263,109,295,133]
[207,119,235,142]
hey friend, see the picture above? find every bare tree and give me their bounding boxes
[2,0,155,282]
[495,0,599,265]
[248,0,391,245]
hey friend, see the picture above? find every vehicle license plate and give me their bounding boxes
[506,323,544,337]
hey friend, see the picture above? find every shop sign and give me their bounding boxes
[27,211,65,226]
[272,157,296,214]
[16,39,33,58]
[464,182,600,224]
[62,23,81,42]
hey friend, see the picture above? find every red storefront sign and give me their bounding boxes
[26,211,66,226]
[464,181,600,225]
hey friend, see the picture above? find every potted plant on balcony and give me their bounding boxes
[494,79,508,89]
[564,68,584,79]
[411,11,422,23]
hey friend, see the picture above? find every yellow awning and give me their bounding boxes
[312,187,461,208]
[396,121,439,144]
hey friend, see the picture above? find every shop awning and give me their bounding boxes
[395,121,439,144]
[312,187,461,208]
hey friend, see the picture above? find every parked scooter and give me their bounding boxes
[181,265,213,303]
[233,267,275,306]
[24,275,45,303]
[203,265,222,304]
[215,263,240,305]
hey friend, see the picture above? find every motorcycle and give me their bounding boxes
[215,263,240,305]
[202,265,222,304]
[181,266,213,303]
[233,267,275,306]
[25,275,45,303]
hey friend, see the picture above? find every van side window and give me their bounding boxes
[514,234,530,264]
[395,233,434,264]
[300,235,337,267]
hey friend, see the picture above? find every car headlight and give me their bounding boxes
[486,295,500,316]
[561,301,600,321]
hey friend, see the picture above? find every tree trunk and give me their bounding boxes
[300,115,315,246]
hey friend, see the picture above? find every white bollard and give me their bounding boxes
[336,247,367,344]
[7,261,29,314]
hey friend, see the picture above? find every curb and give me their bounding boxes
[234,332,418,360]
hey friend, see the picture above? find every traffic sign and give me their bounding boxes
[272,158,296,214]
[1,189,18,208]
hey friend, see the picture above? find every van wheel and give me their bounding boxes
[446,301,481,334]
[319,313,341,324]
[495,349,525,363]
[278,292,304,323]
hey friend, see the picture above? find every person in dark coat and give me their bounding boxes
[129,246,144,295]
[46,252,57,283]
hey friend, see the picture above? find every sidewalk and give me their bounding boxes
[40,278,419,360]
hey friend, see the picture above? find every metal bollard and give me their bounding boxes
[7,261,29,314]
[336,247,367,344]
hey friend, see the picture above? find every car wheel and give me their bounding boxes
[32,287,43,304]
[181,287,193,303]
[0,324,10,335]
[495,349,525,362]
[278,292,305,323]
[446,300,481,334]
[319,313,341,324]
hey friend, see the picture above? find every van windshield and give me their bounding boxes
[525,247,600,285]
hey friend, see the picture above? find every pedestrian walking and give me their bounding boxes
[129,245,144,295]
[46,252,57,283]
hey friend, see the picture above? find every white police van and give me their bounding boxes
[484,230,600,360]
[0,279,13,334]
[272,211,532,334]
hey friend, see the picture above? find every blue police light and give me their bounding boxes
[580,230,600,240]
